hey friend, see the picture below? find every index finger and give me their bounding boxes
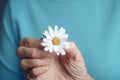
[16,47,47,59]
[20,38,43,49]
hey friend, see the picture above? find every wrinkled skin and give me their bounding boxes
[17,38,93,80]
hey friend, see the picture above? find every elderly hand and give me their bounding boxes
[17,38,93,80]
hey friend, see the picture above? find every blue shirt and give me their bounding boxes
[0,0,120,80]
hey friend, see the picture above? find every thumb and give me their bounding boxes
[64,42,83,61]
[62,42,92,80]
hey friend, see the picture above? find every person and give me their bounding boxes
[0,0,120,80]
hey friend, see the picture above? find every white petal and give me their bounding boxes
[49,47,54,53]
[60,38,67,42]
[42,25,69,56]
[56,51,60,55]
[53,45,58,53]
[60,34,69,42]
[58,47,66,55]
[41,43,47,46]
[44,46,50,51]
[60,34,69,40]
[56,50,60,55]
[41,42,52,47]
[43,31,51,39]
[53,46,60,55]
[54,25,59,36]
[48,26,54,38]
[58,27,66,37]
[43,38,52,43]
[60,42,70,48]
[61,49,65,55]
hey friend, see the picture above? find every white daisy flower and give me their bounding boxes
[41,25,70,55]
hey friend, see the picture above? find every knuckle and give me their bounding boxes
[35,61,41,66]
[31,49,38,58]
[36,50,43,58]
[16,47,24,56]
[23,38,29,42]
[20,38,27,45]
[70,42,78,51]
[16,47,21,55]
[21,38,30,47]
[16,47,21,53]
[36,50,40,56]
[41,66,48,73]
[28,59,40,67]
[31,68,38,77]
[20,59,26,69]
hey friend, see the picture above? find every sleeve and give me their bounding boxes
[0,1,24,80]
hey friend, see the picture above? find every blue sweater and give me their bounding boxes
[0,0,120,80]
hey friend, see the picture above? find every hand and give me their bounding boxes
[17,38,93,80]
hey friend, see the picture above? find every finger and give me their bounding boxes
[64,42,82,60]
[21,58,52,70]
[20,37,43,49]
[17,47,47,59]
[30,66,49,78]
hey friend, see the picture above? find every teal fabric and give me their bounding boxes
[0,0,120,80]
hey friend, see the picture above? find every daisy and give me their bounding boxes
[41,25,70,55]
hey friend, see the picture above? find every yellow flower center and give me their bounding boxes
[52,37,60,45]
